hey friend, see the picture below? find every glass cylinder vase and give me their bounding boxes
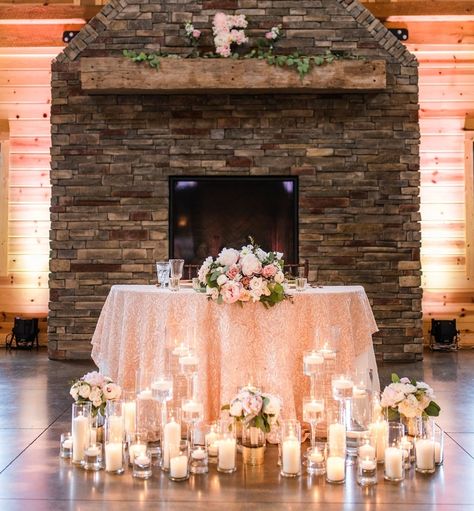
[280,420,301,478]
[71,402,92,465]
[241,423,266,466]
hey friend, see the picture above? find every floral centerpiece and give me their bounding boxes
[70,371,121,417]
[381,373,440,427]
[197,238,289,307]
[222,385,281,465]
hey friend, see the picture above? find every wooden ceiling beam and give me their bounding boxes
[362,1,474,20]
[0,23,83,46]
[0,4,99,21]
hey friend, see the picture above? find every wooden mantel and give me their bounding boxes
[80,57,387,95]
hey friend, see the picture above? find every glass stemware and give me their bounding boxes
[169,259,185,291]
[303,397,324,452]
[156,261,170,288]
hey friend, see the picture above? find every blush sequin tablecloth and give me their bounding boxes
[91,285,379,421]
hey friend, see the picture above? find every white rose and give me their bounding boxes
[70,385,79,401]
[241,253,262,276]
[103,383,121,400]
[276,252,283,260]
[249,276,263,291]
[217,248,240,267]
[230,400,243,417]
[217,274,228,286]
[398,394,420,418]
[262,395,281,417]
[274,271,284,284]
[89,387,102,404]
[78,383,91,399]
[206,286,219,301]
[92,398,102,408]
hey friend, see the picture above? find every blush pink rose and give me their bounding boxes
[226,264,240,280]
[192,29,201,39]
[262,264,278,278]
[265,32,274,40]
[221,281,241,304]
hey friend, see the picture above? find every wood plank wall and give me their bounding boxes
[409,41,474,347]
[0,5,473,349]
[0,47,59,345]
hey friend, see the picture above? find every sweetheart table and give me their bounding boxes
[91,285,379,421]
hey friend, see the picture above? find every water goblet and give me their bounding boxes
[156,261,170,288]
[169,258,184,292]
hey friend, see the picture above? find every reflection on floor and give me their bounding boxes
[1,348,474,510]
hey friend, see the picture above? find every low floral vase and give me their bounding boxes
[241,425,266,466]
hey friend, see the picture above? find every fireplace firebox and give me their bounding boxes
[169,176,298,264]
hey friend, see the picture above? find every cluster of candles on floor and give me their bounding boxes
[60,343,445,485]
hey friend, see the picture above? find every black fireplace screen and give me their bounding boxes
[169,176,298,265]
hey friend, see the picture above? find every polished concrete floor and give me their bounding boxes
[1,348,474,510]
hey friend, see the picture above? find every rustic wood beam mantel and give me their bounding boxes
[80,57,387,95]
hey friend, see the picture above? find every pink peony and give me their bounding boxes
[262,264,278,278]
[213,12,229,33]
[216,45,231,57]
[192,29,201,39]
[226,264,240,280]
[221,281,241,304]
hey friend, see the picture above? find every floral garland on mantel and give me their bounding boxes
[123,13,348,79]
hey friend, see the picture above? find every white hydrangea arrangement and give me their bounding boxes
[70,371,121,416]
[222,385,281,434]
[381,373,440,420]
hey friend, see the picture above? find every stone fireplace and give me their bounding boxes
[49,0,422,361]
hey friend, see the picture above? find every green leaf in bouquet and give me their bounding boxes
[425,400,441,417]
[391,373,400,383]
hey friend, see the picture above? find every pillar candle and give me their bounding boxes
[360,458,376,471]
[72,413,89,463]
[123,401,136,435]
[328,423,346,454]
[326,456,345,482]
[385,446,403,479]
[108,415,124,442]
[170,454,188,479]
[415,439,435,471]
[218,438,236,471]
[282,436,301,475]
[163,419,181,470]
[369,421,388,462]
[105,442,123,472]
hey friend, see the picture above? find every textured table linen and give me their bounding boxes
[91,285,379,420]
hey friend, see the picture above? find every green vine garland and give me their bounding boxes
[122,48,346,80]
